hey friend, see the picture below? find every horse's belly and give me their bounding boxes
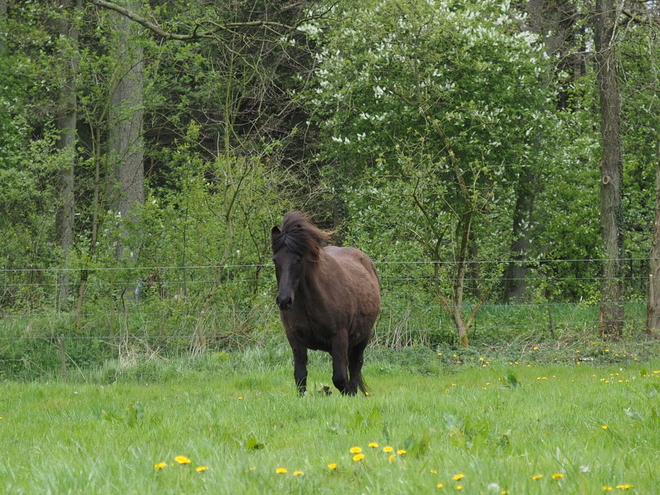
[290,326,333,351]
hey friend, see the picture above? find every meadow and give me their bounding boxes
[1,343,660,494]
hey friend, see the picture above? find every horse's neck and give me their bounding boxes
[301,257,333,295]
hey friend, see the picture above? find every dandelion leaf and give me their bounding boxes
[245,436,265,450]
[497,430,511,452]
[126,401,143,427]
[449,426,466,449]
[101,410,120,423]
[382,423,391,444]
[368,407,382,429]
[504,373,520,388]
[405,431,430,458]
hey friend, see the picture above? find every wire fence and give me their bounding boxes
[0,258,652,379]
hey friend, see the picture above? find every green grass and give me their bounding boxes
[1,346,660,493]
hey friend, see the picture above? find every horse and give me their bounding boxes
[271,211,381,396]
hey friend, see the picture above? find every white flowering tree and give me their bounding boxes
[303,0,556,346]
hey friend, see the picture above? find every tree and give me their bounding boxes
[0,0,6,51]
[107,0,145,262]
[306,0,555,346]
[54,0,82,308]
[593,0,625,338]
[649,139,660,333]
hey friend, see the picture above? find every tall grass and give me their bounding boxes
[1,347,660,493]
[0,300,650,380]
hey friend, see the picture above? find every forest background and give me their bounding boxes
[1,0,659,378]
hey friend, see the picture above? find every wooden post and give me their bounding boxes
[59,334,67,380]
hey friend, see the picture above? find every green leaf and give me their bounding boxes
[504,373,521,388]
[245,436,265,450]
[125,401,143,427]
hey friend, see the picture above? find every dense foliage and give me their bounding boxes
[1,0,659,365]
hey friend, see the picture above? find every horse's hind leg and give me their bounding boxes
[330,337,349,395]
[347,340,368,395]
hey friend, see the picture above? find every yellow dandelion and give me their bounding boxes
[276,468,288,474]
[531,474,544,480]
[196,466,209,472]
[353,453,365,462]
[349,446,362,454]
[501,491,509,494]
[174,456,191,465]
[533,346,539,350]
[388,454,396,462]
[430,470,438,474]
[437,483,444,488]
[154,462,167,471]
[457,486,464,490]
[453,474,465,481]
[552,473,564,480]
[603,488,613,492]
[368,442,379,448]
[328,463,338,470]
[382,445,394,453]
[397,449,407,455]
[601,425,609,430]
[293,470,304,476]
[616,484,633,490]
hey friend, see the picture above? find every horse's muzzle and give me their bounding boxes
[276,295,293,311]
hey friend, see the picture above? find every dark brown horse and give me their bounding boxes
[271,211,381,395]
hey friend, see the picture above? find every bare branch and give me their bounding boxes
[622,8,660,27]
[89,0,297,40]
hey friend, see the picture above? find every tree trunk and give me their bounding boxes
[0,1,6,52]
[503,165,534,303]
[647,138,660,334]
[594,0,624,338]
[54,0,80,309]
[108,0,144,262]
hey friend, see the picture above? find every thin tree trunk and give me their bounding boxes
[108,0,144,262]
[594,0,624,338]
[647,138,660,334]
[503,166,534,303]
[54,0,80,309]
[0,0,7,52]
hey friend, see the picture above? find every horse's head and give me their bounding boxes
[271,237,303,311]
[271,211,332,311]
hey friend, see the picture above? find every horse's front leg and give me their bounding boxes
[289,339,308,395]
[347,340,368,395]
[330,336,350,395]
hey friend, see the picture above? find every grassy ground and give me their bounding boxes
[1,345,659,494]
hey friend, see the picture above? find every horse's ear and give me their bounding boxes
[271,226,281,250]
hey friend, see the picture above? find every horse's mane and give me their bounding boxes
[272,211,333,262]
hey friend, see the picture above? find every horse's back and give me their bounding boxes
[323,246,380,313]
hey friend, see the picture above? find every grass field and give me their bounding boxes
[1,344,659,494]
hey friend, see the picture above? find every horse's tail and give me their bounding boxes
[358,376,370,396]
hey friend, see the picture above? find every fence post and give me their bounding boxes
[59,334,66,380]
